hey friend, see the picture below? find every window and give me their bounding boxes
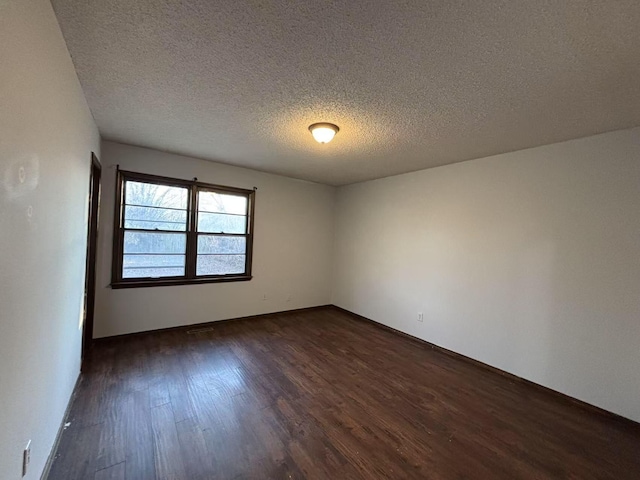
[111,170,255,288]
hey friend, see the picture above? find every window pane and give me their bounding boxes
[123,231,186,254]
[124,205,187,231]
[197,255,246,276]
[197,235,246,254]
[125,181,188,209]
[197,212,246,234]
[198,191,247,214]
[123,255,186,279]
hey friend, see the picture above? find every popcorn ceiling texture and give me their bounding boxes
[51,0,640,185]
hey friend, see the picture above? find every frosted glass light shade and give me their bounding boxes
[309,123,339,144]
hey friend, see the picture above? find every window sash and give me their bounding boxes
[112,170,255,288]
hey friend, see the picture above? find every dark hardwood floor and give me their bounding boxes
[48,307,640,480]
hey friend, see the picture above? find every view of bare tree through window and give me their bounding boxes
[196,191,248,275]
[114,172,253,286]
[122,181,188,278]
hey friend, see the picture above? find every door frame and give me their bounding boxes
[82,152,101,363]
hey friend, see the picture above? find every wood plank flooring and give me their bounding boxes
[47,307,640,479]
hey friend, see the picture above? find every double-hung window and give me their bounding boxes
[111,170,255,288]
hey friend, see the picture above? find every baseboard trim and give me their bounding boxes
[330,305,639,429]
[94,305,331,342]
[40,373,82,480]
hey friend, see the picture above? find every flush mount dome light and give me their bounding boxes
[309,122,339,144]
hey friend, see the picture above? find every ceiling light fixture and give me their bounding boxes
[309,122,339,144]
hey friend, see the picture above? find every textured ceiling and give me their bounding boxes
[52,0,640,185]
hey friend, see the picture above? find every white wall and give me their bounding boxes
[94,141,335,337]
[333,127,640,423]
[0,1,101,478]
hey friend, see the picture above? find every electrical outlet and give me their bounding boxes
[417,312,424,322]
[286,294,291,302]
[262,293,267,301]
[22,440,31,477]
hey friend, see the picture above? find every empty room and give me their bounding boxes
[1,0,640,479]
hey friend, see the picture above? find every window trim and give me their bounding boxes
[111,169,255,289]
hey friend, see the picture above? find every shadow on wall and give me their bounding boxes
[2,153,40,233]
